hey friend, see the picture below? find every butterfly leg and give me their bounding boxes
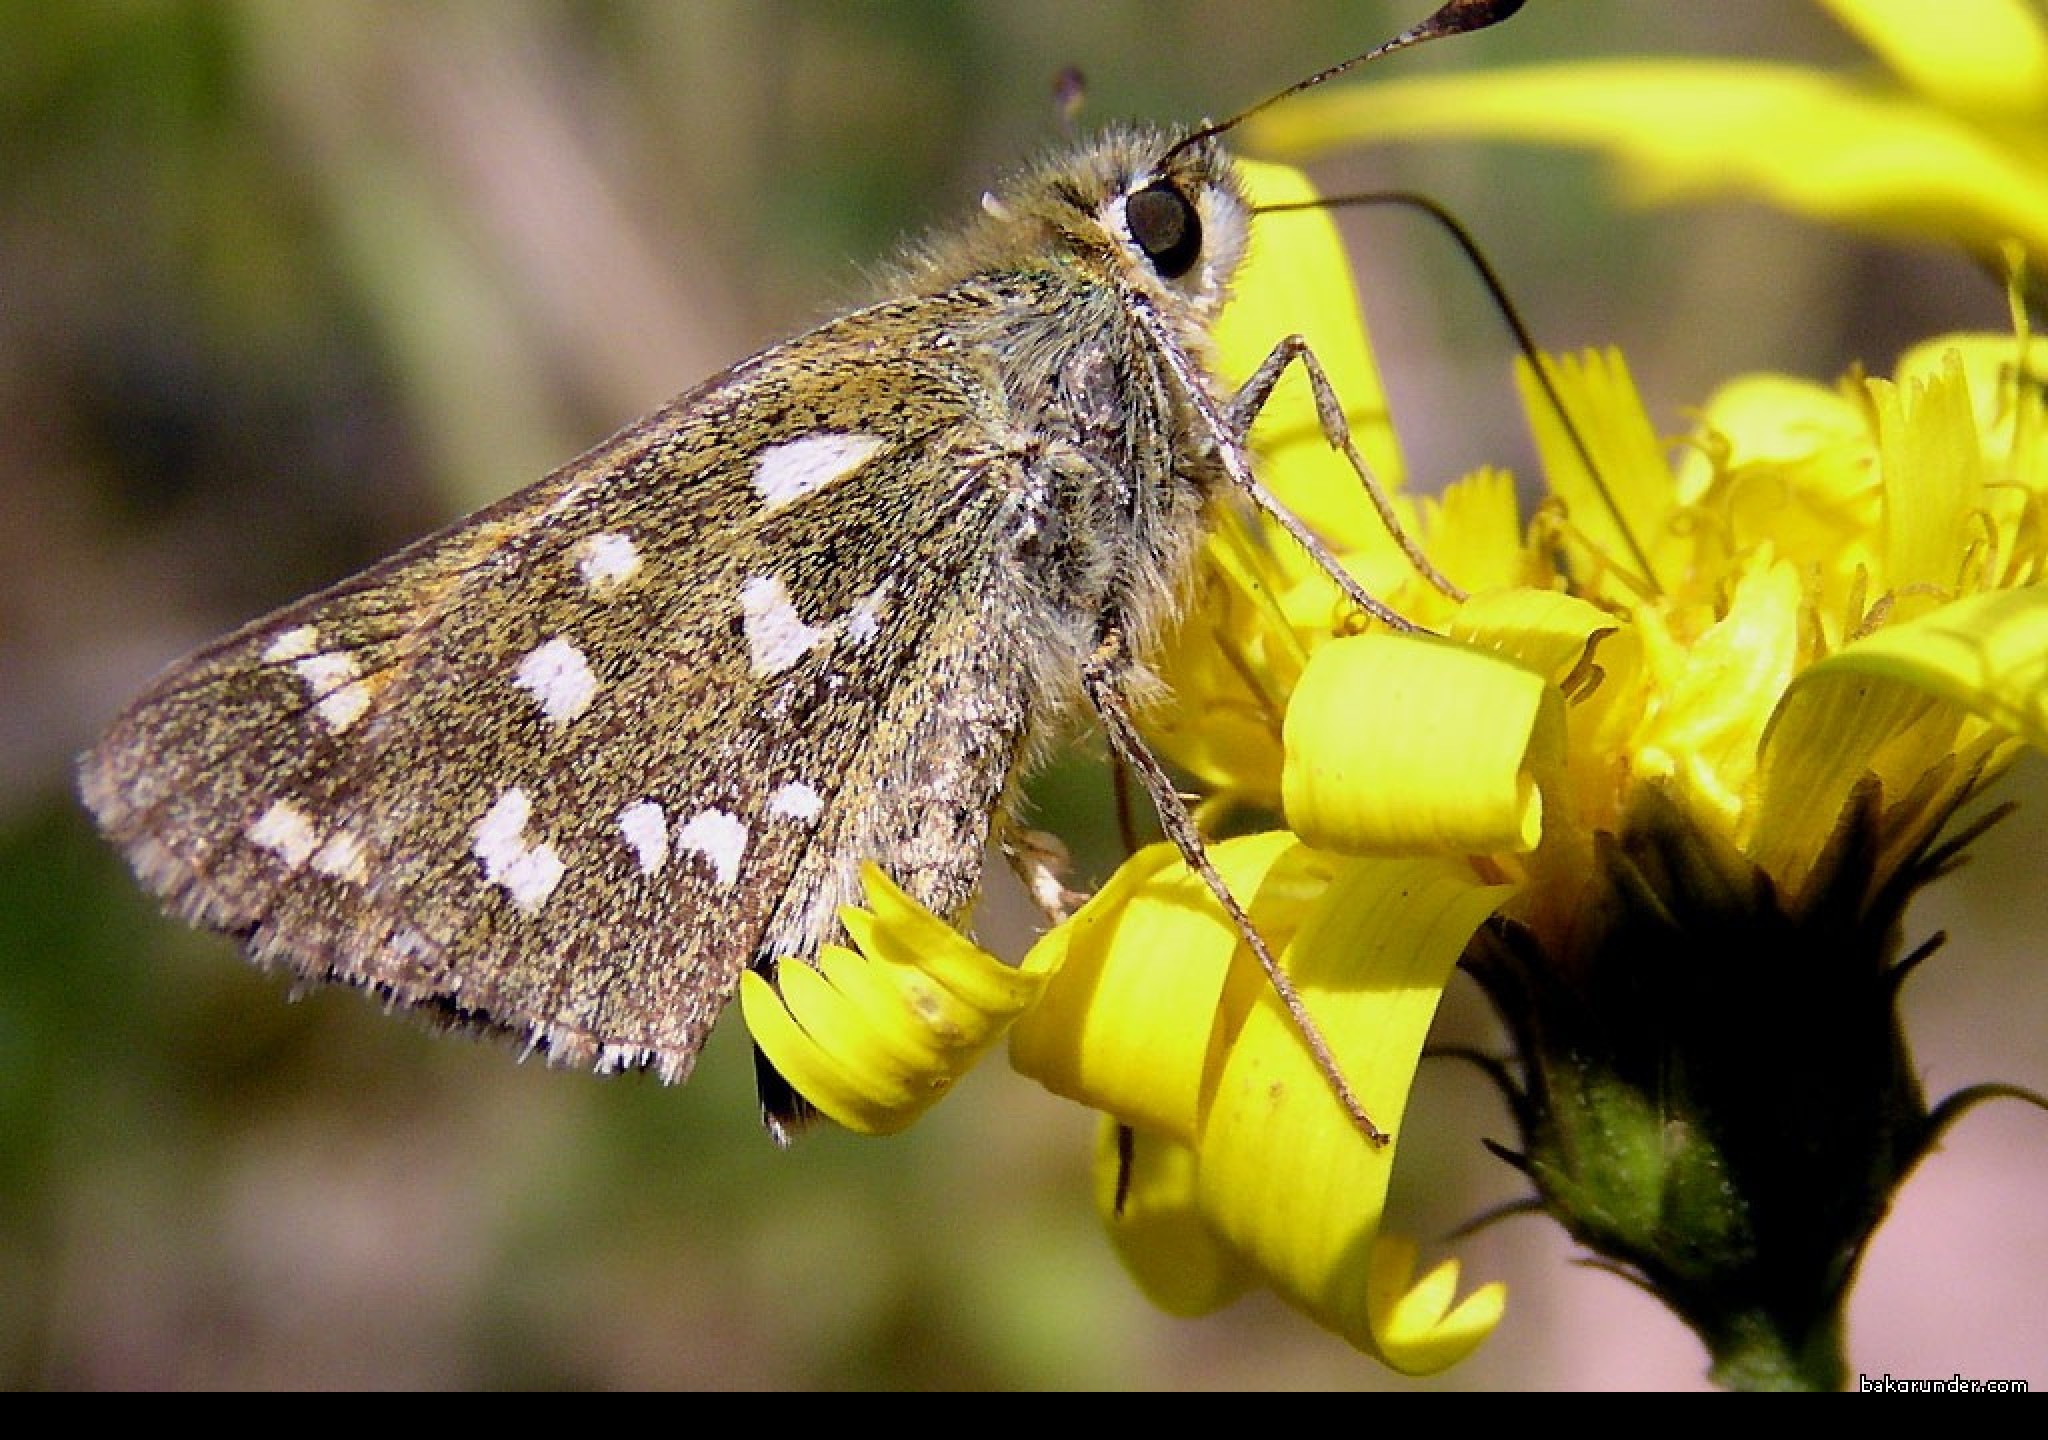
[1226,334,1467,604]
[1079,629,1389,1146]
[1131,297,1414,632]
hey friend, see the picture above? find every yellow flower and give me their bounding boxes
[1247,0,2048,283]
[745,128,2048,1381]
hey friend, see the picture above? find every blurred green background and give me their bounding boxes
[4,0,2043,1389]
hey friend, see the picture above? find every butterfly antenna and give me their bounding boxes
[1162,0,1526,164]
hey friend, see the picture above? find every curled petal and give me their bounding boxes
[1283,632,1549,855]
[1366,1236,1510,1378]
[1024,837,1512,1370]
[1145,158,1401,806]
[1189,853,1513,1370]
[740,863,1050,1135]
[1448,587,1619,690]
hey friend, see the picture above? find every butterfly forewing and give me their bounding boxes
[81,294,1048,1083]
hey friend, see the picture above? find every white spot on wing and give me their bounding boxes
[576,532,642,592]
[675,808,749,888]
[513,637,598,727]
[472,787,565,912]
[311,828,369,883]
[739,575,829,677]
[618,800,669,875]
[752,434,885,512]
[248,800,319,869]
[768,781,824,823]
[263,626,320,663]
[313,676,373,733]
[264,624,372,733]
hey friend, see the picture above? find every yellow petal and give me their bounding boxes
[1820,0,2048,116]
[1282,631,1549,855]
[1366,1236,1511,1379]
[1778,584,2048,752]
[1895,330,2048,453]
[840,887,1046,1018]
[1141,528,1302,807]
[1421,466,1531,598]
[1252,62,2048,276]
[1872,351,1986,607]
[1091,1119,1255,1318]
[1672,372,1880,620]
[1147,160,1401,804]
[1516,349,1675,602]
[741,955,938,1128]
[740,864,1050,1136]
[1635,553,1807,829]
[1752,585,2048,891]
[1190,853,1513,1370]
[1447,586,1619,690]
[1890,333,2048,573]
[1221,159,1404,552]
[1009,834,1321,1141]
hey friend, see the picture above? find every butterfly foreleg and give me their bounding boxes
[1225,334,1466,605]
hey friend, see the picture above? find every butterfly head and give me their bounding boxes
[1098,130,1251,320]
[910,127,1251,329]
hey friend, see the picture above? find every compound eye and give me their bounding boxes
[1126,181,1202,280]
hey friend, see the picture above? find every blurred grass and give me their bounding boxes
[2,0,2041,1389]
